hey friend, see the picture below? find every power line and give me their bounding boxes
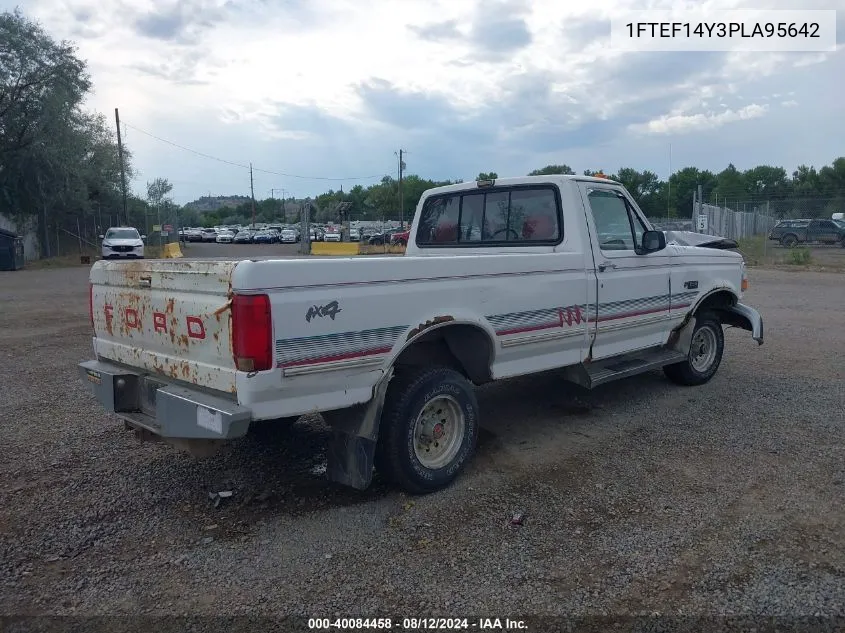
[121,121,387,182]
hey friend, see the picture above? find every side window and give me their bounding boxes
[511,188,560,241]
[587,189,644,252]
[418,194,460,244]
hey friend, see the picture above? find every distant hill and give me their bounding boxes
[184,195,251,212]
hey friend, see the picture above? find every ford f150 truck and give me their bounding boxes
[79,175,763,494]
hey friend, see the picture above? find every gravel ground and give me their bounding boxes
[1,262,843,624]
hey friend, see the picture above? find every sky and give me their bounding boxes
[6,0,844,204]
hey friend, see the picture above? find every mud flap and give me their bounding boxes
[322,368,394,490]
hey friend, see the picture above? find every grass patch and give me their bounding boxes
[787,247,812,265]
[735,236,777,266]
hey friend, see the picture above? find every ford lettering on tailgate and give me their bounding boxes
[104,304,206,339]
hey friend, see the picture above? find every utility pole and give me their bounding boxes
[667,143,672,219]
[397,149,407,229]
[250,162,256,228]
[114,108,129,225]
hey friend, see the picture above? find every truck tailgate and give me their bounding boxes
[90,259,239,393]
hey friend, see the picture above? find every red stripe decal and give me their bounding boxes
[497,321,564,336]
[596,305,668,322]
[279,346,393,369]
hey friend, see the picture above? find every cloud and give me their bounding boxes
[9,0,843,203]
[629,104,769,135]
[408,19,462,41]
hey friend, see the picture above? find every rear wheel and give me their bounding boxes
[781,234,797,247]
[664,312,725,386]
[375,366,479,494]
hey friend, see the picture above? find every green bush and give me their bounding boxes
[787,247,812,265]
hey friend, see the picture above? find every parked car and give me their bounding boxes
[768,218,845,247]
[323,227,341,242]
[99,227,145,259]
[368,229,397,245]
[216,230,235,244]
[349,228,361,241]
[391,229,410,246]
[252,230,274,244]
[279,229,298,243]
[200,228,218,242]
[182,228,203,242]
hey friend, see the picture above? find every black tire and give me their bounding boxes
[375,366,479,494]
[781,234,797,248]
[663,312,725,386]
[840,237,845,248]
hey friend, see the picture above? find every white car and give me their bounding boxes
[349,228,361,241]
[323,227,341,242]
[216,231,235,244]
[280,229,298,243]
[81,174,763,495]
[99,227,145,259]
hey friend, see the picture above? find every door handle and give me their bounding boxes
[138,275,151,287]
[598,262,617,272]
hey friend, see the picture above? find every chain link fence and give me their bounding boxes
[650,196,842,241]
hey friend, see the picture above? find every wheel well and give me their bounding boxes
[695,289,737,315]
[393,323,494,385]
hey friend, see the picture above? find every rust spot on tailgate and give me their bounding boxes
[406,315,455,340]
[213,299,231,320]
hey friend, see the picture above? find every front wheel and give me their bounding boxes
[781,235,797,248]
[664,312,725,386]
[375,366,479,494]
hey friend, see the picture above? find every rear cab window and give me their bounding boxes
[415,185,562,247]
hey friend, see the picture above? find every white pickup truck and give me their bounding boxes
[79,175,763,494]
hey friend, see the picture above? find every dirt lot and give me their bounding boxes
[1,256,843,623]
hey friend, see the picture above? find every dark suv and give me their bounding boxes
[768,219,845,247]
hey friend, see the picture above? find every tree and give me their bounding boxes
[0,9,130,255]
[528,164,574,176]
[477,172,498,180]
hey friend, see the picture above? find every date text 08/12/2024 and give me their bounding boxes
[307,618,527,630]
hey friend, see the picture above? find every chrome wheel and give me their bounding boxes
[412,395,466,469]
[690,325,718,373]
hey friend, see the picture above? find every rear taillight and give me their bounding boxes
[89,284,94,330]
[231,293,273,372]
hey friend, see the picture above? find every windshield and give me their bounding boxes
[105,228,139,240]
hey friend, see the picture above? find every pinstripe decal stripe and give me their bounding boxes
[275,293,700,367]
[276,325,407,368]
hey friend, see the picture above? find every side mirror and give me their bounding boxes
[141,235,147,240]
[640,230,666,254]
[98,234,104,239]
